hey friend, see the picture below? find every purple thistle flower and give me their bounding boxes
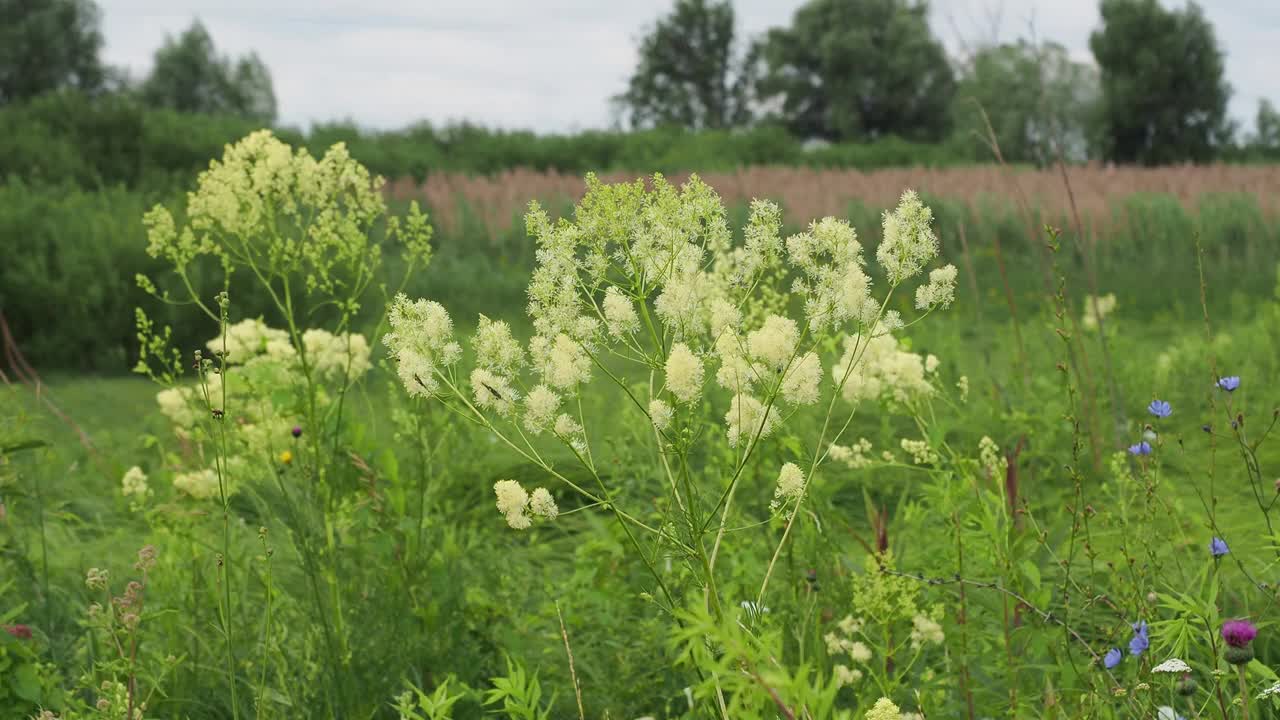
[1210,537,1229,557]
[1128,441,1152,456]
[1148,400,1172,418]
[1217,376,1240,392]
[1221,619,1257,648]
[1129,620,1150,656]
[1104,647,1123,669]
[291,425,303,438]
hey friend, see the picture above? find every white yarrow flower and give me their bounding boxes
[1152,658,1191,674]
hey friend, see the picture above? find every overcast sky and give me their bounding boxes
[99,0,1278,133]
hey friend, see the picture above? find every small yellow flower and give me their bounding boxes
[279,450,293,465]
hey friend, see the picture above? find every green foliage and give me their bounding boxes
[614,0,754,130]
[953,40,1099,164]
[758,0,956,142]
[140,20,277,123]
[0,0,104,105]
[1090,0,1232,164]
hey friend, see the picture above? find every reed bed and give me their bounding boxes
[387,163,1280,236]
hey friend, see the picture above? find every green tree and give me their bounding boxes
[1254,100,1280,148]
[615,0,753,129]
[140,20,277,122]
[757,0,955,142]
[0,0,104,105]
[1089,0,1231,164]
[954,41,1099,164]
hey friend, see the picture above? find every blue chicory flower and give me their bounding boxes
[1217,376,1240,392]
[1129,620,1150,656]
[1210,537,1229,557]
[1104,647,1123,669]
[1128,441,1152,456]
[1148,400,1172,418]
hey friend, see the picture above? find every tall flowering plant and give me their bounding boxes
[385,173,958,711]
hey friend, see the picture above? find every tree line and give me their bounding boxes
[2,0,1279,172]
[616,0,1276,165]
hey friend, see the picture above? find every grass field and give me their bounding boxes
[4,139,1280,719]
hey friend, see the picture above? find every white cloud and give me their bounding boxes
[98,0,1276,132]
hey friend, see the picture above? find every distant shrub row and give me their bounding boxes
[0,91,994,192]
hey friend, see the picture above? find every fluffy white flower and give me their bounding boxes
[849,641,872,663]
[384,294,462,397]
[602,286,640,338]
[173,469,219,500]
[834,332,933,406]
[725,394,777,447]
[1081,293,1117,330]
[708,298,741,337]
[470,368,519,416]
[877,190,938,285]
[649,399,674,431]
[156,387,197,427]
[206,318,291,363]
[714,332,758,392]
[654,273,703,337]
[554,414,583,438]
[473,315,524,375]
[529,487,558,520]
[781,351,822,405]
[532,334,592,389]
[747,315,799,369]
[769,462,806,513]
[914,264,958,310]
[121,466,150,498]
[833,664,863,687]
[523,385,561,434]
[303,329,372,380]
[494,479,533,529]
[664,343,704,404]
[910,613,945,648]
[1151,658,1191,674]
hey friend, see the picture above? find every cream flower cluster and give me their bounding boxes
[121,466,150,499]
[384,294,462,397]
[769,462,806,514]
[1081,293,1117,330]
[381,175,954,532]
[493,479,559,529]
[834,332,937,406]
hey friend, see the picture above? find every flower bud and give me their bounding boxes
[1225,645,1254,665]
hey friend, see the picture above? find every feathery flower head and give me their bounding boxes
[1210,537,1229,557]
[121,466,150,498]
[1128,441,1152,456]
[648,399,674,432]
[769,462,806,513]
[1217,376,1240,392]
[528,488,558,520]
[664,343,704,404]
[602,286,640,338]
[1148,400,1172,418]
[877,189,938,285]
[522,385,561,435]
[1129,620,1150,656]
